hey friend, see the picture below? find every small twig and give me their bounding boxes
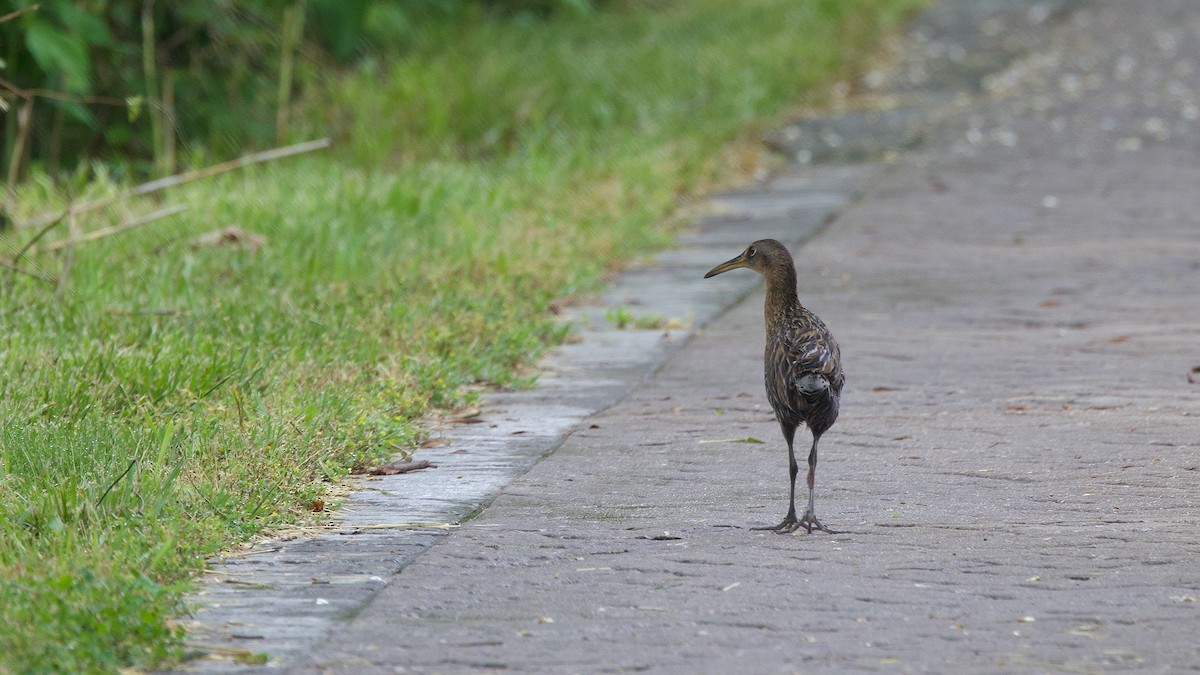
[42,204,188,252]
[180,642,266,658]
[97,458,138,507]
[348,522,459,531]
[358,460,437,475]
[0,3,39,25]
[10,211,68,266]
[231,385,247,429]
[5,98,34,209]
[0,258,55,284]
[0,76,136,107]
[19,138,332,230]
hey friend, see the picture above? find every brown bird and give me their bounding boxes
[705,239,844,534]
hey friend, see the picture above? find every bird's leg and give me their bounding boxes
[752,426,805,534]
[798,432,839,534]
[782,438,800,528]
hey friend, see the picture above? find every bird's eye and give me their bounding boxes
[747,246,757,257]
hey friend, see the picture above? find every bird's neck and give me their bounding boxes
[763,261,801,328]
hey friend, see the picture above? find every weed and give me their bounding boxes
[605,306,666,330]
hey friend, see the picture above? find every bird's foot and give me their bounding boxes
[752,512,839,535]
[751,516,804,534]
[799,510,839,535]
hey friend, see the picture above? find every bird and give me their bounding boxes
[704,239,844,534]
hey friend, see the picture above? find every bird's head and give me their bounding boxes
[704,239,791,279]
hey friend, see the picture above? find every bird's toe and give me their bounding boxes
[799,512,839,535]
[752,517,804,534]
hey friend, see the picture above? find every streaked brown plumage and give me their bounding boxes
[704,239,843,534]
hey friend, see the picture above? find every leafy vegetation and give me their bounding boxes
[0,0,620,180]
[0,0,922,670]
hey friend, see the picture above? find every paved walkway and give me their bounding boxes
[297,1,1200,672]
[188,1,1200,672]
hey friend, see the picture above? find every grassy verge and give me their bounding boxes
[0,0,921,669]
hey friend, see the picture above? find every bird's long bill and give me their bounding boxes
[704,252,747,278]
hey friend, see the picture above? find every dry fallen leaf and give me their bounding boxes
[188,226,266,253]
[637,532,683,541]
[448,407,483,424]
[356,460,437,476]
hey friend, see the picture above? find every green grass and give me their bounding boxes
[0,0,922,669]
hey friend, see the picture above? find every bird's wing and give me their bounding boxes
[781,324,844,395]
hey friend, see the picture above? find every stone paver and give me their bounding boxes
[184,0,1200,672]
